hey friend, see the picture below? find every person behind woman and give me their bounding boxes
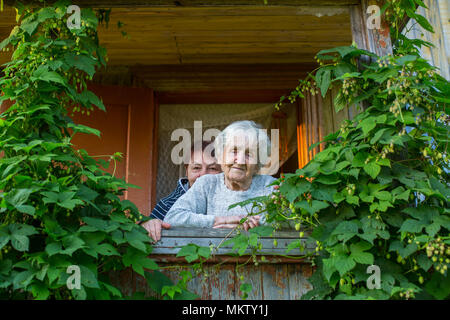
[164,120,276,231]
[142,140,221,242]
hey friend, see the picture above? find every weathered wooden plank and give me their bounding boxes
[151,254,310,265]
[155,89,291,104]
[109,267,135,297]
[287,263,313,299]
[208,264,237,299]
[98,30,351,42]
[152,237,314,256]
[159,227,306,239]
[349,0,392,57]
[97,20,351,32]
[261,264,290,300]
[235,264,262,300]
[5,0,360,8]
[182,268,201,298]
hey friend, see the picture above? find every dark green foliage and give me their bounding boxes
[0,1,163,299]
[264,0,450,300]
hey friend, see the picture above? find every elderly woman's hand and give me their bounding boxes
[213,215,260,230]
[242,215,260,231]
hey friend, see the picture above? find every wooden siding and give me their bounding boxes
[113,228,315,300]
[71,85,158,214]
[297,87,356,168]
[403,0,450,80]
[349,0,392,57]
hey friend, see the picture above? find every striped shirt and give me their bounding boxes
[150,178,189,220]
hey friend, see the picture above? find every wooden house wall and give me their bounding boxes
[403,0,450,80]
[71,85,158,214]
[297,87,357,168]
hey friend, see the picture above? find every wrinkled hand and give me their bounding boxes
[142,219,171,242]
[242,215,260,231]
[213,215,260,231]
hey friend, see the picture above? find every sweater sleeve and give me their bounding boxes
[164,176,216,228]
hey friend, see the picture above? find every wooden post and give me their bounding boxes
[350,0,393,57]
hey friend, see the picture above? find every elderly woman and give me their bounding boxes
[164,120,276,231]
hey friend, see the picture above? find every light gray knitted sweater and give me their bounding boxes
[164,173,276,228]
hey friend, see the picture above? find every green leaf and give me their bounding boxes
[101,281,122,298]
[45,242,62,257]
[61,235,85,256]
[5,188,33,207]
[0,234,9,250]
[21,20,39,35]
[345,194,359,206]
[352,152,369,167]
[350,242,374,265]
[425,223,440,237]
[399,219,425,233]
[64,53,97,77]
[15,204,35,215]
[197,246,211,259]
[125,229,150,252]
[295,200,329,215]
[176,244,198,263]
[389,240,417,259]
[79,90,106,111]
[79,265,100,289]
[11,234,29,251]
[414,14,434,33]
[124,248,158,276]
[97,243,119,256]
[316,67,332,97]
[82,217,119,233]
[32,70,66,85]
[358,118,376,135]
[68,122,101,137]
[322,257,337,282]
[30,282,50,300]
[334,255,356,276]
[363,162,381,179]
[374,191,391,201]
[249,225,273,237]
[311,185,336,202]
[424,273,450,300]
[37,7,57,22]
[417,254,432,272]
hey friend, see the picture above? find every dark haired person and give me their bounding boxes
[142,140,221,242]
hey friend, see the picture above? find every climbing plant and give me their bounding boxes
[0,0,192,300]
[260,0,450,299]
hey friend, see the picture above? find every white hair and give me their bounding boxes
[214,120,271,169]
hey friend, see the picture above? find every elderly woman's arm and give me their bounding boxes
[164,181,213,227]
[164,176,243,228]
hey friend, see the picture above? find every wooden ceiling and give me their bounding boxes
[0,1,355,91]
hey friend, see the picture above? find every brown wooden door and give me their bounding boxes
[71,85,157,216]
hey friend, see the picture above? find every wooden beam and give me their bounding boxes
[93,63,314,91]
[5,0,360,8]
[156,89,292,104]
[349,0,392,56]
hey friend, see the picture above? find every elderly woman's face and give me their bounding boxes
[221,133,259,184]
